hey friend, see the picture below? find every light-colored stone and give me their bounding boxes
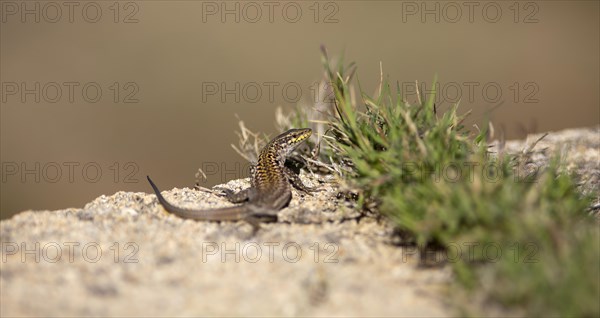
[2,126,597,316]
[0,173,451,317]
[491,126,599,211]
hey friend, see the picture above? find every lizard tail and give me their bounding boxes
[146,175,248,221]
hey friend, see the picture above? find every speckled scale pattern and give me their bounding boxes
[251,128,312,209]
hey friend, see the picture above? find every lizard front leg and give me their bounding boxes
[218,188,254,203]
[283,167,318,194]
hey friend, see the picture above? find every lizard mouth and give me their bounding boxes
[273,128,312,150]
[298,128,312,139]
[293,129,312,144]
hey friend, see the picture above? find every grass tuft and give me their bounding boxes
[274,51,599,317]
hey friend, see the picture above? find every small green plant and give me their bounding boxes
[276,49,599,316]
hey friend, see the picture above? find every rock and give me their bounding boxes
[1,126,597,316]
[0,172,451,317]
[491,126,599,213]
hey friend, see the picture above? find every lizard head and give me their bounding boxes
[273,128,312,155]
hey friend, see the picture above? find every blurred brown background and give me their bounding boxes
[1,1,598,219]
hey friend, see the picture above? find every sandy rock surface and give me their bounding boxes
[1,173,451,317]
[493,126,599,210]
[1,126,597,317]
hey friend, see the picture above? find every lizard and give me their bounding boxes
[147,128,316,224]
